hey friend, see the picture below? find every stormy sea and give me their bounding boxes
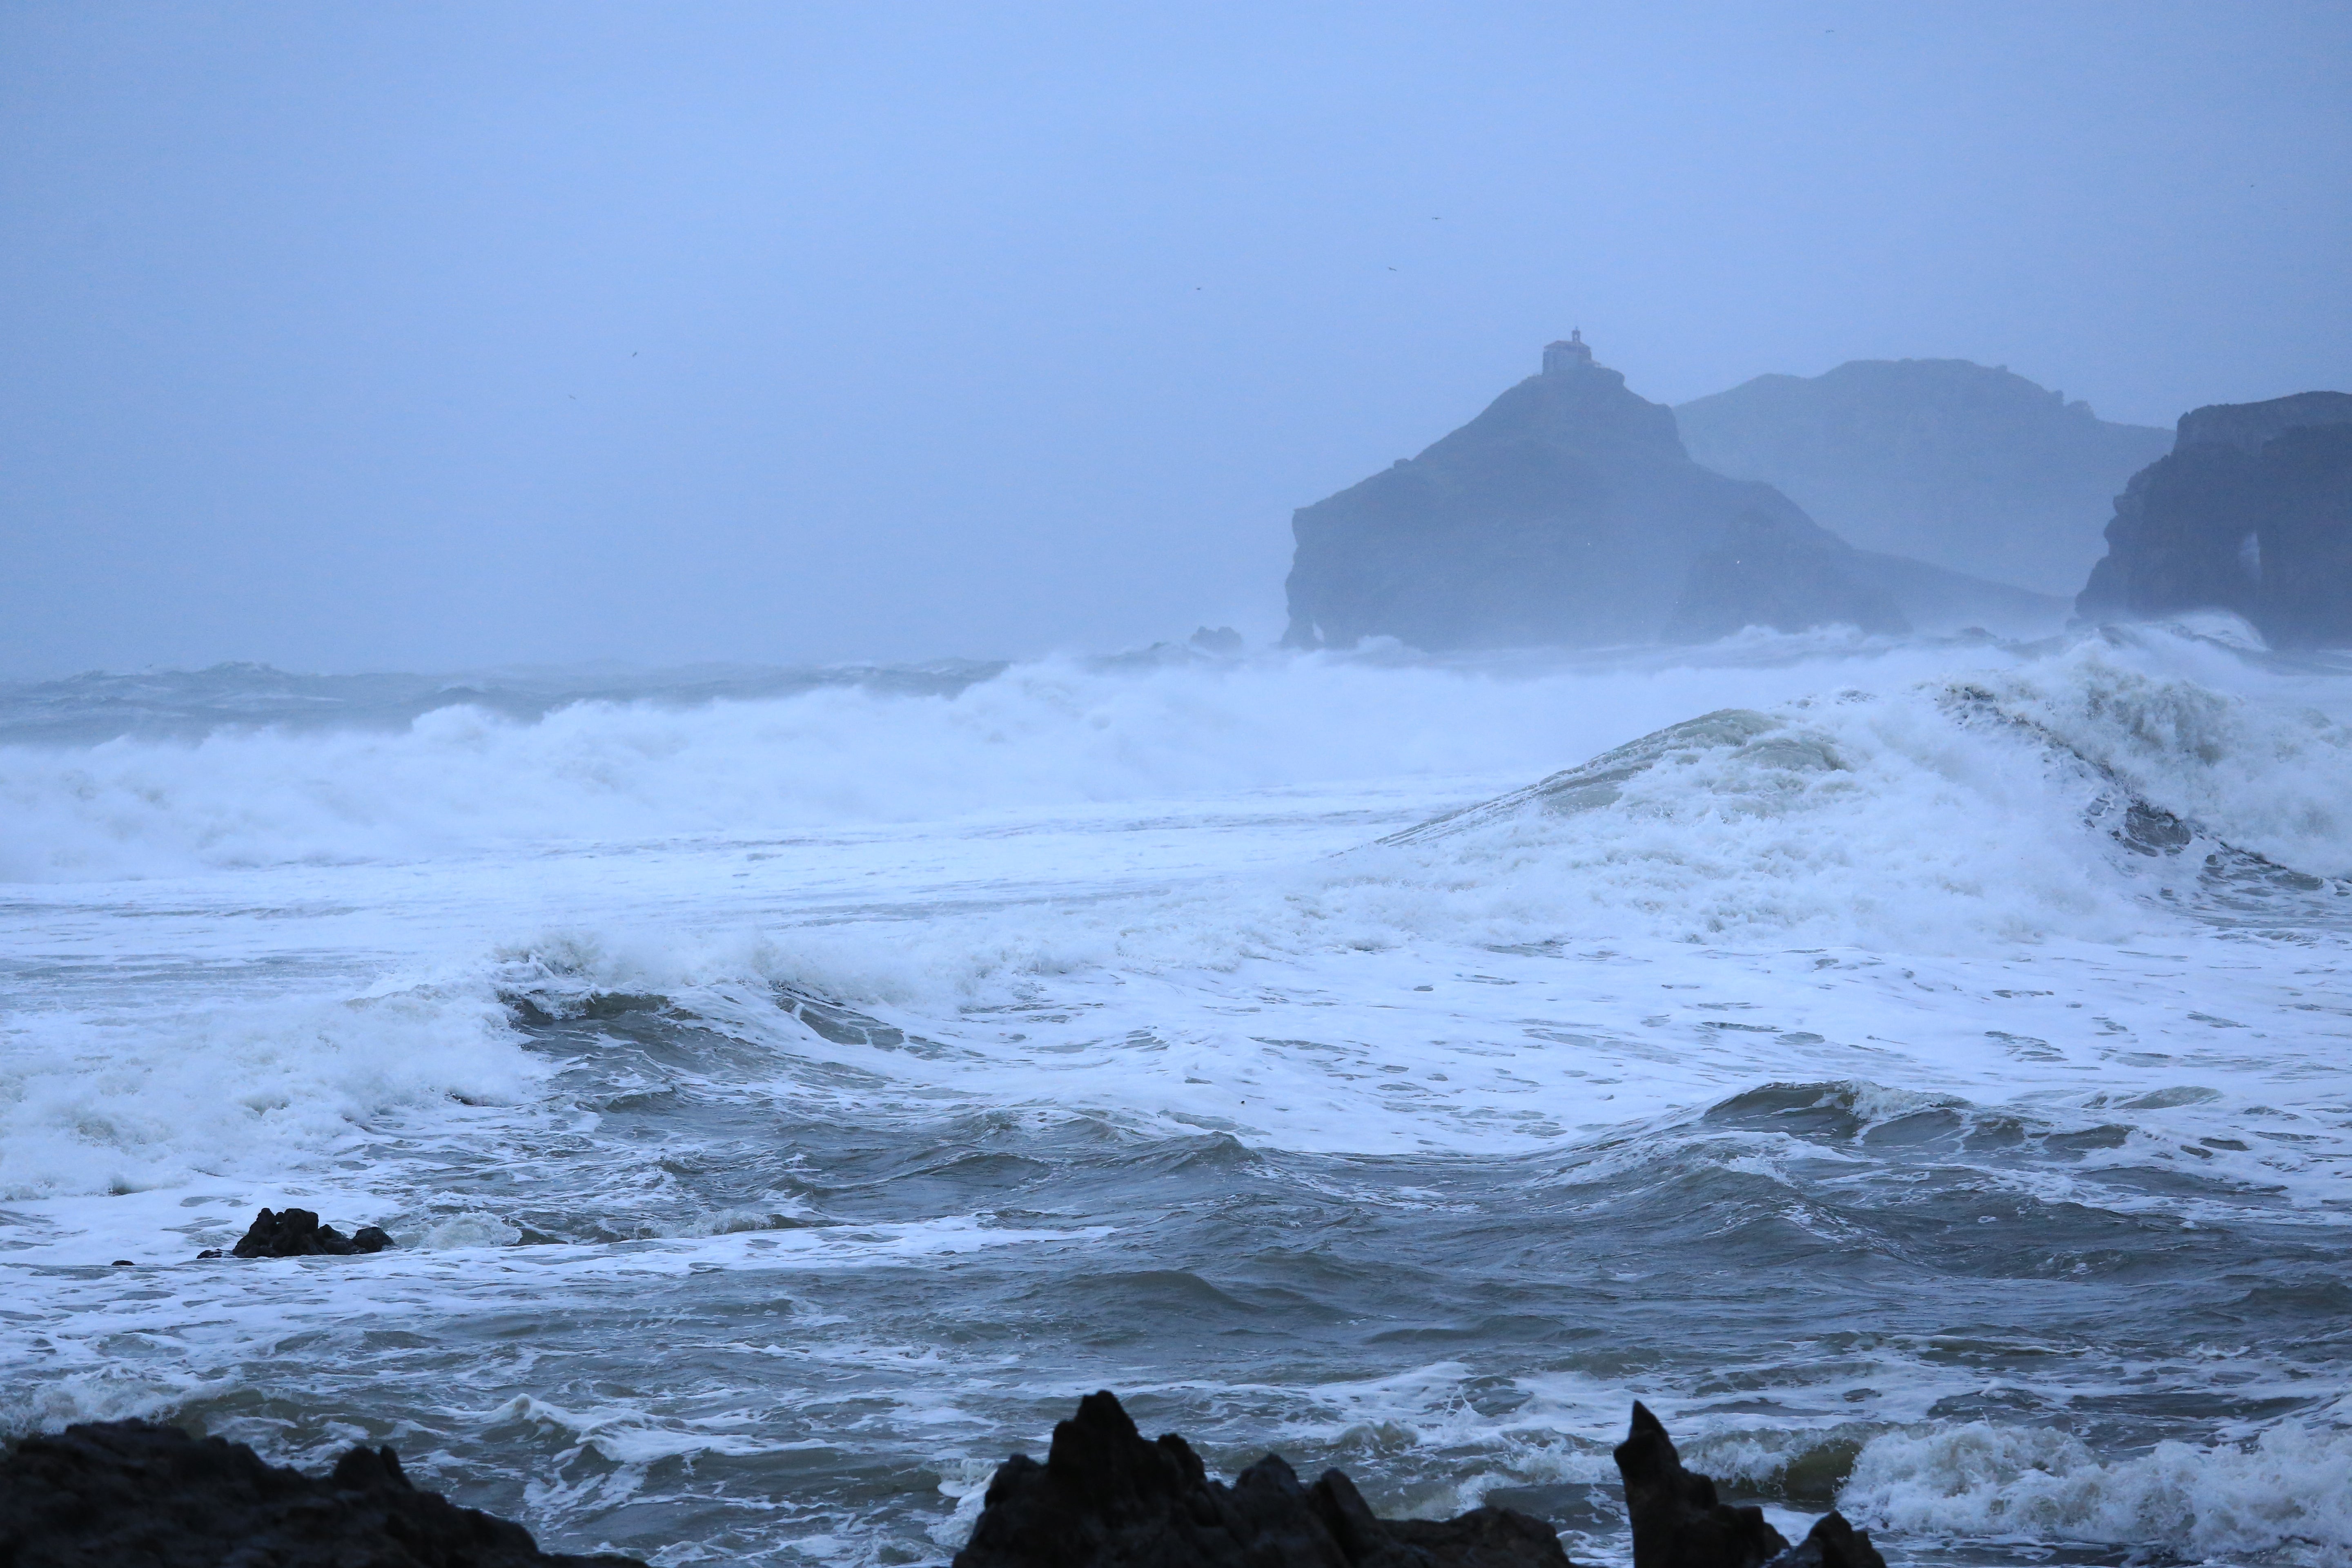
[4,619,2349,1567]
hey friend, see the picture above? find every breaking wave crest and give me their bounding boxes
[1844,1418,2352,1562]
[6,628,2344,897]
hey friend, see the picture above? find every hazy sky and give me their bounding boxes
[4,3,2347,676]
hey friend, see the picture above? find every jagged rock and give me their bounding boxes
[1761,1512,1886,1568]
[1614,1402,1787,1568]
[2076,391,2352,648]
[1613,1404,1882,1568]
[1283,338,2047,652]
[229,1206,394,1258]
[953,1390,1575,1568]
[1676,358,2172,597]
[0,1419,640,1567]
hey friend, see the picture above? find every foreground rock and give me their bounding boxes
[1615,1403,1883,1568]
[954,1390,1575,1568]
[219,1205,393,1258]
[0,1420,640,1567]
[2075,390,2352,648]
[1283,336,2054,652]
[1676,358,2172,596]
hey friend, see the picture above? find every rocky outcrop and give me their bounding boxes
[0,1420,640,1567]
[953,1390,1574,1568]
[1614,1403,1883,1568]
[1283,341,2054,652]
[220,1205,393,1258]
[955,1393,1891,1568]
[1676,359,2172,596]
[2075,391,2352,647]
[6,1397,1890,1568]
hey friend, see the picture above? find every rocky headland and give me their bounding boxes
[2075,390,2352,647]
[1282,338,2058,652]
[1676,358,2172,596]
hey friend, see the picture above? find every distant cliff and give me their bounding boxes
[2076,391,2352,648]
[1675,359,2172,596]
[1283,340,2057,651]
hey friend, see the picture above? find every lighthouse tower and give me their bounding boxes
[1542,329,1594,374]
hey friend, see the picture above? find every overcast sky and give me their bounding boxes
[3,2,2347,676]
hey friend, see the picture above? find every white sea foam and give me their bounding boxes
[512,632,2351,1024]
[5,628,2350,1565]
[0,653,1717,880]
[0,982,539,1203]
[0,637,2152,884]
[1843,1417,2352,1561]
[13,627,2344,1214]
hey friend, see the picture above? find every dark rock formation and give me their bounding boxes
[228,1205,394,1258]
[1614,1402,1786,1568]
[2076,391,2352,648]
[1284,339,2054,652]
[1614,1403,1882,1568]
[0,1419,640,1567]
[953,1390,1574,1568]
[1762,1513,1886,1568]
[1676,358,2172,596]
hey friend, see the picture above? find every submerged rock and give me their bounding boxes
[0,1419,640,1567]
[227,1205,394,1258]
[953,1390,1575,1568]
[1614,1403,1883,1568]
[2075,390,2352,648]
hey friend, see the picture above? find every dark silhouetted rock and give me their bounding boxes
[2075,391,2352,647]
[954,1390,1575,1568]
[1285,339,2051,651]
[1387,1506,1579,1568]
[1614,1402,1786,1568]
[1677,358,2172,596]
[0,1419,640,1567]
[229,1206,394,1258]
[1613,1405,1884,1568]
[1760,1511,1886,1568]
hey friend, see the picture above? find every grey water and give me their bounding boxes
[6,642,2351,1567]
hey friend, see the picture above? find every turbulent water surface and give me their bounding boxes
[4,625,2351,1566]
